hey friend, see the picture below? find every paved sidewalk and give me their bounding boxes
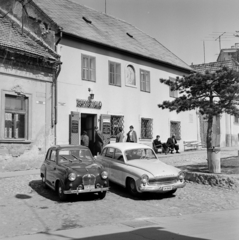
[3,209,239,240]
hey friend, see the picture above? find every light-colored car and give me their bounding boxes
[96,143,185,196]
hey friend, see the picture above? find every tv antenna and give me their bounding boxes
[215,32,226,51]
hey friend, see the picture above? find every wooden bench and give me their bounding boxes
[183,141,202,151]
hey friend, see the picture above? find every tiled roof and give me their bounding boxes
[191,60,239,73]
[0,14,56,60]
[33,0,192,72]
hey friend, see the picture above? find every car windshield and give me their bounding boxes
[125,148,157,161]
[59,149,94,164]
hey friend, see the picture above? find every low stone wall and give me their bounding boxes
[184,171,239,189]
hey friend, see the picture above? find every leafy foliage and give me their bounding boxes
[158,67,239,118]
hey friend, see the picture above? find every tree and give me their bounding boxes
[158,66,239,172]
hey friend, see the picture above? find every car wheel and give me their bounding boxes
[98,191,107,199]
[41,176,47,189]
[57,181,67,201]
[127,178,139,196]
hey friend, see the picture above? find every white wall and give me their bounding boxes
[56,38,198,149]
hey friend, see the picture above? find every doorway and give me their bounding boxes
[81,114,97,154]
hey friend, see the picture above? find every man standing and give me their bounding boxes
[126,125,137,143]
[81,131,89,147]
[116,127,124,142]
[94,126,104,154]
[167,134,180,154]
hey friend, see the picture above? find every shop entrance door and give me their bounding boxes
[81,114,97,154]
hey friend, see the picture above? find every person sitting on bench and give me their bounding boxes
[153,135,163,153]
[167,134,180,154]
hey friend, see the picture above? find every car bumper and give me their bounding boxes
[64,187,109,195]
[138,181,186,193]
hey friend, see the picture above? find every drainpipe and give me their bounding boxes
[53,29,63,145]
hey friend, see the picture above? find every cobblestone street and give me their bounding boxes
[0,170,239,239]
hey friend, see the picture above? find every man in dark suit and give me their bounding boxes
[167,134,180,154]
[94,126,104,155]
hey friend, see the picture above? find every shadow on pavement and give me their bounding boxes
[177,156,239,175]
[29,180,104,203]
[38,226,209,240]
[29,179,176,202]
[108,181,176,201]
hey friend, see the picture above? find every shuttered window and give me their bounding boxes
[82,55,96,82]
[140,69,150,92]
[109,61,121,86]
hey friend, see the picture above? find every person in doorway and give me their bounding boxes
[167,134,180,154]
[116,127,124,142]
[126,125,137,143]
[81,131,89,147]
[94,126,104,154]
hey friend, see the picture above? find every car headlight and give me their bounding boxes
[101,171,108,179]
[178,172,185,180]
[68,172,76,181]
[141,174,149,185]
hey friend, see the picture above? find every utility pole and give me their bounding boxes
[215,32,226,52]
[105,0,107,14]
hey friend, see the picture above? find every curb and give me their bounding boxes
[184,171,239,189]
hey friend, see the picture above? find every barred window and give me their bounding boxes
[111,115,124,138]
[140,69,150,92]
[141,118,153,139]
[82,54,96,82]
[170,121,181,140]
[5,94,28,139]
[169,77,178,98]
[109,61,121,86]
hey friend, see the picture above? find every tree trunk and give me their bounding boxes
[207,114,221,173]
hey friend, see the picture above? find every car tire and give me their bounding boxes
[127,178,139,196]
[98,191,107,199]
[57,181,67,201]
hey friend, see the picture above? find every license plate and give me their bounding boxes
[84,185,95,190]
[163,186,172,191]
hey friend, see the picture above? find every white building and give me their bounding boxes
[34,0,198,154]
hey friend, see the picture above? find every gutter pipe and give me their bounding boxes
[53,29,63,145]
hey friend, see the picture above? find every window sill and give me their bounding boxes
[0,139,31,144]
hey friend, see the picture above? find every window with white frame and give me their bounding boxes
[141,118,153,139]
[170,121,181,140]
[4,94,28,139]
[109,61,121,86]
[140,69,150,92]
[169,77,178,98]
[82,54,96,82]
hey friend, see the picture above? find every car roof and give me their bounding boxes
[104,143,152,151]
[49,145,89,150]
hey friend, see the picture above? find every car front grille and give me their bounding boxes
[149,176,178,185]
[82,174,96,186]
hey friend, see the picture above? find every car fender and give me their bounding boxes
[40,163,46,178]
[123,165,154,188]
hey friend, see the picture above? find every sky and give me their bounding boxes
[69,0,239,66]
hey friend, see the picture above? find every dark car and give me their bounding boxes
[40,145,109,201]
